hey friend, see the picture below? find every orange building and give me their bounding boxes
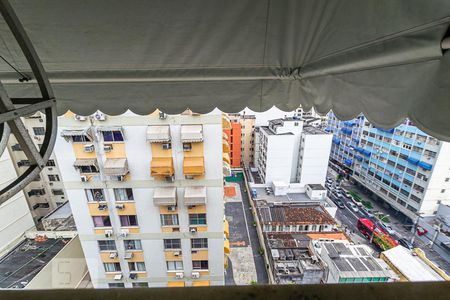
[223,122,242,168]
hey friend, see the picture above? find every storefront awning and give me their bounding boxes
[147,126,171,143]
[151,157,174,176]
[154,187,177,206]
[183,157,205,175]
[184,186,207,205]
[103,158,128,176]
[73,158,98,167]
[181,125,203,143]
[1,1,450,140]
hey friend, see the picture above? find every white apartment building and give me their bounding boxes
[54,111,227,288]
[256,118,332,193]
[7,113,68,223]
[0,151,35,254]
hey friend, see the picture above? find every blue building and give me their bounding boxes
[326,113,450,221]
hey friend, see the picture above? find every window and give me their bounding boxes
[445,178,450,182]
[102,130,124,142]
[52,189,64,196]
[103,262,121,272]
[78,165,99,173]
[114,188,134,201]
[399,153,408,160]
[403,179,413,186]
[406,168,416,176]
[124,239,142,250]
[98,240,116,251]
[28,189,45,196]
[11,143,22,151]
[86,189,105,202]
[48,174,60,182]
[400,189,409,197]
[413,184,425,193]
[72,134,91,143]
[46,159,56,167]
[163,239,181,249]
[120,215,138,226]
[192,260,209,270]
[402,143,412,150]
[410,194,421,203]
[128,262,146,272]
[132,282,148,288]
[191,238,208,249]
[189,213,207,225]
[93,216,111,227]
[17,160,30,167]
[160,214,179,226]
[33,127,45,135]
[109,283,125,288]
[166,261,183,271]
[441,189,446,193]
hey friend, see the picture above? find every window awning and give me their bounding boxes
[181,125,203,143]
[153,187,177,206]
[151,157,174,176]
[184,186,207,205]
[61,128,92,140]
[103,158,128,176]
[73,158,98,167]
[146,126,171,143]
[183,157,205,175]
[97,126,123,132]
[1,2,450,140]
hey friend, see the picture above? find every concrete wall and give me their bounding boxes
[26,236,88,289]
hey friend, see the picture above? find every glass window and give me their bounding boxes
[79,165,99,173]
[48,174,60,182]
[192,260,209,270]
[86,189,105,202]
[114,188,134,201]
[129,262,146,272]
[104,262,121,272]
[191,238,208,249]
[166,261,184,271]
[120,215,138,226]
[132,282,148,288]
[52,189,64,196]
[93,216,111,227]
[98,240,116,251]
[46,159,56,167]
[33,127,45,135]
[72,134,91,143]
[163,239,181,249]
[189,213,207,225]
[160,214,179,226]
[124,239,142,250]
[102,130,124,142]
[109,283,125,288]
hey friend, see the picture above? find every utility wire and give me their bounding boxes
[0,53,31,81]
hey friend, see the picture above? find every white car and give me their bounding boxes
[380,223,396,236]
[348,202,359,213]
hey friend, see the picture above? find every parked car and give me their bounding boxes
[361,207,375,219]
[397,238,413,250]
[326,178,333,184]
[343,190,352,198]
[379,223,396,236]
[335,199,345,209]
[335,191,343,198]
[347,202,359,213]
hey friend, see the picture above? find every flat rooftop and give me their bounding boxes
[260,126,293,136]
[0,238,70,288]
[259,205,336,225]
[44,201,72,220]
[307,184,326,191]
[303,126,329,135]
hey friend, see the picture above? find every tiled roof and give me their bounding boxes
[260,205,336,226]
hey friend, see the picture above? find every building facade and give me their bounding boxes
[7,113,68,223]
[327,113,450,220]
[54,111,227,288]
[222,120,241,168]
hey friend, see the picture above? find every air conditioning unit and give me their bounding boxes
[74,115,87,121]
[159,112,167,119]
[98,204,108,211]
[117,175,125,182]
[93,112,106,121]
[120,229,129,237]
[48,167,53,171]
[175,272,184,279]
[104,145,113,152]
[104,230,113,237]
[165,176,174,183]
[80,175,88,182]
[129,273,137,279]
[173,251,181,257]
[124,251,134,259]
[191,272,200,279]
[185,175,194,180]
[84,144,94,152]
[113,273,123,280]
[109,252,118,259]
[190,228,197,234]
[162,143,172,150]
[191,250,198,254]
[183,143,192,151]
[167,206,177,212]
[188,205,196,209]
[115,203,125,210]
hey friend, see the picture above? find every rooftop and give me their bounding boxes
[302,126,329,135]
[260,126,293,136]
[44,201,72,220]
[0,237,70,288]
[307,184,326,191]
[259,205,336,226]
[267,233,312,249]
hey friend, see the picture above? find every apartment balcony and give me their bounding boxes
[181,125,203,143]
[222,114,231,130]
[184,186,207,206]
[224,238,230,255]
[104,158,129,177]
[146,125,171,143]
[73,158,99,180]
[183,157,205,177]
[153,187,177,206]
[223,140,230,153]
[150,157,175,178]
[223,152,231,164]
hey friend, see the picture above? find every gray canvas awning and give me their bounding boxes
[60,128,92,140]
[73,158,97,167]
[103,158,128,176]
[184,186,207,205]
[97,126,123,132]
[146,125,171,143]
[1,1,450,140]
[153,187,177,206]
[181,125,203,143]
